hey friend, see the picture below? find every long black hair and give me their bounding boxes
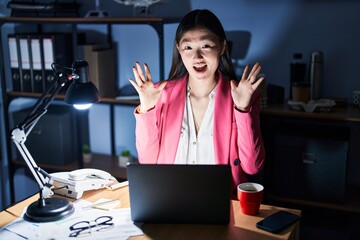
[168,9,236,81]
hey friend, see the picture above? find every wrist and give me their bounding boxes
[138,105,155,114]
[235,105,250,112]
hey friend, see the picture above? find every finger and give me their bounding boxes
[132,66,144,85]
[250,65,262,83]
[129,79,141,92]
[251,76,265,90]
[144,63,152,82]
[135,62,146,81]
[241,64,250,80]
[253,63,262,76]
[248,62,261,79]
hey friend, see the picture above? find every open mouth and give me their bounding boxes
[193,65,207,72]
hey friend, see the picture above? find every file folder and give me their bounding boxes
[8,34,21,92]
[19,35,32,92]
[29,35,44,93]
[41,34,73,90]
[42,36,56,89]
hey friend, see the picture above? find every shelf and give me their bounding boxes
[84,153,128,180]
[261,104,360,123]
[0,16,180,24]
[13,159,78,172]
[13,153,128,181]
[8,91,140,106]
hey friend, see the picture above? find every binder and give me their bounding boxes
[81,44,117,98]
[41,33,73,90]
[29,35,44,93]
[42,36,55,89]
[18,35,32,92]
[7,34,21,92]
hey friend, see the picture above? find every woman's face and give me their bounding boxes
[177,28,224,83]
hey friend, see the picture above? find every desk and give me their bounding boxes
[261,104,360,212]
[261,103,360,122]
[0,186,301,240]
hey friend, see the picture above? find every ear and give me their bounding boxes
[220,40,226,56]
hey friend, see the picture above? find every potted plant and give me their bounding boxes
[118,150,131,167]
[82,144,92,164]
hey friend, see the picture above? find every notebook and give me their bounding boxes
[126,163,231,224]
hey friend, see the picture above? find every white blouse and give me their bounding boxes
[174,85,216,165]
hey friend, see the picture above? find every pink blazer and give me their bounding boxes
[134,73,265,196]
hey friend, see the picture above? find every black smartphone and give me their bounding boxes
[256,210,300,233]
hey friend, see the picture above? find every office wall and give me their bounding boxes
[194,0,360,100]
[89,0,360,154]
[90,0,360,101]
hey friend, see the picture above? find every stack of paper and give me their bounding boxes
[0,199,143,240]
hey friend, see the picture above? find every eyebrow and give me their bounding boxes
[180,34,217,44]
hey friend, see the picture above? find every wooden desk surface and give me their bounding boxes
[0,187,301,240]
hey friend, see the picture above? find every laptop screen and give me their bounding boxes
[127,163,231,224]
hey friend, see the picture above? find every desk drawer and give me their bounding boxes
[272,135,348,203]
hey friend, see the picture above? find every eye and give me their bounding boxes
[184,46,192,50]
[202,42,215,49]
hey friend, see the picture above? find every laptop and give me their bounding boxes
[126,163,231,224]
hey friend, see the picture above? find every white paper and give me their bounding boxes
[0,199,143,240]
[0,218,40,239]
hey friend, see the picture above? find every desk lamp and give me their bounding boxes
[11,60,100,222]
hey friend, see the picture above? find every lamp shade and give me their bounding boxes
[64,60,101,106]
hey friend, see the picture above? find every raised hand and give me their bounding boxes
[230,62,264,111]
[129,62,167,113]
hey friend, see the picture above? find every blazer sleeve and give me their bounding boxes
[134,107,160,164]
[234,92,265,175]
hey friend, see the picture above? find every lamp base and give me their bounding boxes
[24,197,75,222]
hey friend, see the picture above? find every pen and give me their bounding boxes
[107,180,129,190]
[82,199,120,210]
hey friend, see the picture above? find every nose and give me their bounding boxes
[194,48,203,59]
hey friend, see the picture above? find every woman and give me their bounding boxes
[129,9,265,197]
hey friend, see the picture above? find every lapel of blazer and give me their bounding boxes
[214,73,233,165]
[162,75,187,164]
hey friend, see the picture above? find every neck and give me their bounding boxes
[188,76,218,98]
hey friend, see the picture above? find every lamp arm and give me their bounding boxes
[12,131,54,198]
[19,71,69,131]
[10,71,70,199]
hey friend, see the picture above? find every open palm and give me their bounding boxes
[230,62,264,111]
[129,62,167,113]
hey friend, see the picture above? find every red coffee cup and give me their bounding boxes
[237,182,264,215]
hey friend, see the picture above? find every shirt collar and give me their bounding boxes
[186,84,217,99]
